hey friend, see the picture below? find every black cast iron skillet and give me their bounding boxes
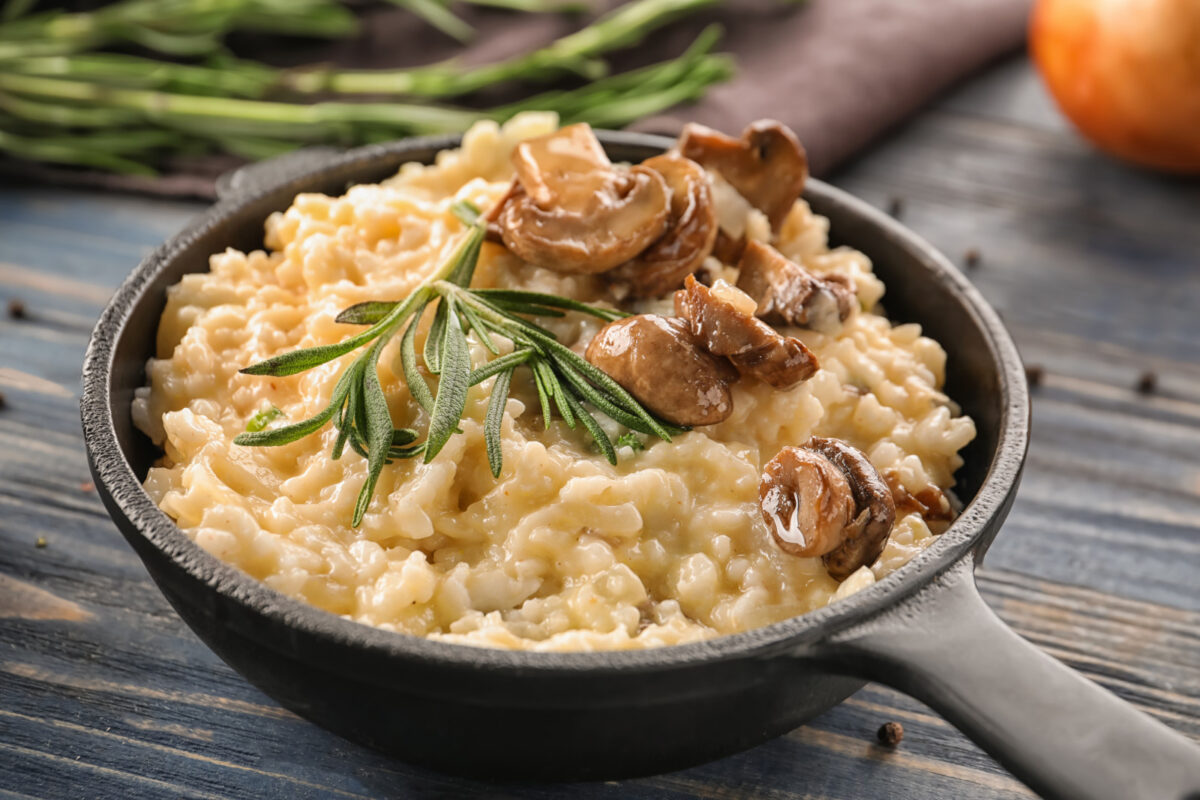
[81,132,1200,799]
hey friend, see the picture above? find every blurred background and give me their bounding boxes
[1,1,1197,798]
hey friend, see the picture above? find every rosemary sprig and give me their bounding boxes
[234,206,680,527]
[0,29,731,174]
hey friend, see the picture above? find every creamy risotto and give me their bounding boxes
[133,113,976,651]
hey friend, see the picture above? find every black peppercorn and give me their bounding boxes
[877,722,904,747]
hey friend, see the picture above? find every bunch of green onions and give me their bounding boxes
[0,0,740,177]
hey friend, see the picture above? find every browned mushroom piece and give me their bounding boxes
[510,122,611,205]
[884,471,954,524]
[759,438,896,581]
[585,315,737,427]
[736,240,856,333]
[607,154,718,298]
[498,124,671,274]
[759,446,858,558]
[807,437,897,580]
[677,120,808,232]
[674,274,818,389]
[712,230,747,265]
[482,179,520,244]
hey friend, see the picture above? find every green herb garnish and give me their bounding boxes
[0,0,737,176]
[245,405,284,432]
[615,431,645,451]
[234,214,681,527]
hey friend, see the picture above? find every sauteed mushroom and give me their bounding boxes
[759,438,896,581]
[585,315,736,427]
[736,240,856,333]
[884,471,954,525]
[808,437,896,580]
[498,124,670,274]
[608,154,718,298]
[712,230,748,265]
[759,446,858,558]
[674,275,818,389]
[678,120,808,232]
[482,179,520,243]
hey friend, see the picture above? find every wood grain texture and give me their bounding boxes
[0,56,1196,799]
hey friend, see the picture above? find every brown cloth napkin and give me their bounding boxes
[1,0,1031,198]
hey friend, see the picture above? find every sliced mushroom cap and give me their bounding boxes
[759,438,896,580]
[585,315,737,427]
[736,240,856,333]
[678,120,808,232]
[806,437,897,580]
[759,446,859,557]
[674,274,819,389]
[511,122,612,207]
[499,125,670,274]
[712,230,748,265]
[607,154,718,298]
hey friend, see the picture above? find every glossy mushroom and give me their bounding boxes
[815,437,897,580]
[498,124,670,274]
[674,274,818,389]
[677,120,808,232]
[584,315,737,427]
[759,446,859,558]
[608,154,718,298]
[736,240,856,333]
[760,438,896,580]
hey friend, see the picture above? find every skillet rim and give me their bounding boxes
[80,130,1030,674]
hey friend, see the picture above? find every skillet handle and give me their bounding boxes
[824,555,1200,800]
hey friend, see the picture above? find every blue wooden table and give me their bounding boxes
[2,56,1198,799]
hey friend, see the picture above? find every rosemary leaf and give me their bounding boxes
[348,435,370,460]
[450,198,482,226]
[563,390,616,465]
[389,442,427,459]
[468,348,531,386]
[335,300,397,326]
[472,289,627,322]
[400,314,435,413]
[424,298,450,375]
[526,328,672,441]
[423,308,471,463]
[332,394,352,460]
[536,358,575,428]
[340,359,369,459]
[444,225,486,287]
[530,356,553,429]
[484,367,513,478]
[352,357,371,442]
[548,353,662,436]
[460,302,500,355]
[242,282,435,378]
[392,429,419,446]
[241,323,380,377]
[234,364,355,446]
[353,337,396,526]
[483,299,566,318]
